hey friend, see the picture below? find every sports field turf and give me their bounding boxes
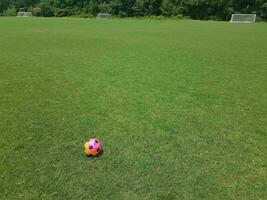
[0,17,266,199]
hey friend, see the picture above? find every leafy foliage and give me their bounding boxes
[3,5,16,16]
[0,1,267,19]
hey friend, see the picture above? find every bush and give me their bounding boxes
[149,15,165,20]
[208,15,221,21]
[39,2,54,17]
[53,8,69,17]
[261,3,267,20]
[98,2,112,13]
[4,6,16,16]
[32,7,41,16]
[118,11,127,17]
[256,15,263,22]
[80,13,94,18]
[68,7,82,16]
[173,14,183,19]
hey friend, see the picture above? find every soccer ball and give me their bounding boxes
[83,138,102,156]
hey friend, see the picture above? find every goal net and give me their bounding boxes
[97,13,111,19]
[230,14,256,23]
[17,11,33,17]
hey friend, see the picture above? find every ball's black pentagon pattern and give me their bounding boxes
[84,139,102,157]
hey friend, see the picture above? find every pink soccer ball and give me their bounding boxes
[83,138,102,156]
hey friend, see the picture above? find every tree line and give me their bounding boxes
[1,0,267,21]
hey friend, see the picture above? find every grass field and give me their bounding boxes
[0,17,266,199]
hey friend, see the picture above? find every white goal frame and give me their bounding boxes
[97,13,111,19]
[17,11,33,17]
[230,14,256,23]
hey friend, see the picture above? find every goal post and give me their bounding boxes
[230,14,256,23]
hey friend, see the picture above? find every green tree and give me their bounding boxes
[1,0,266,20]
[39,0,54,16]
[0,0,11,13]
[4,5,17,16]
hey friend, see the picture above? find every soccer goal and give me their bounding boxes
[97,13,111,19]
[230,14,256,23]
[17,11,33,17]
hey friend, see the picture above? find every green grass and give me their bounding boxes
[0,17,266,200]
